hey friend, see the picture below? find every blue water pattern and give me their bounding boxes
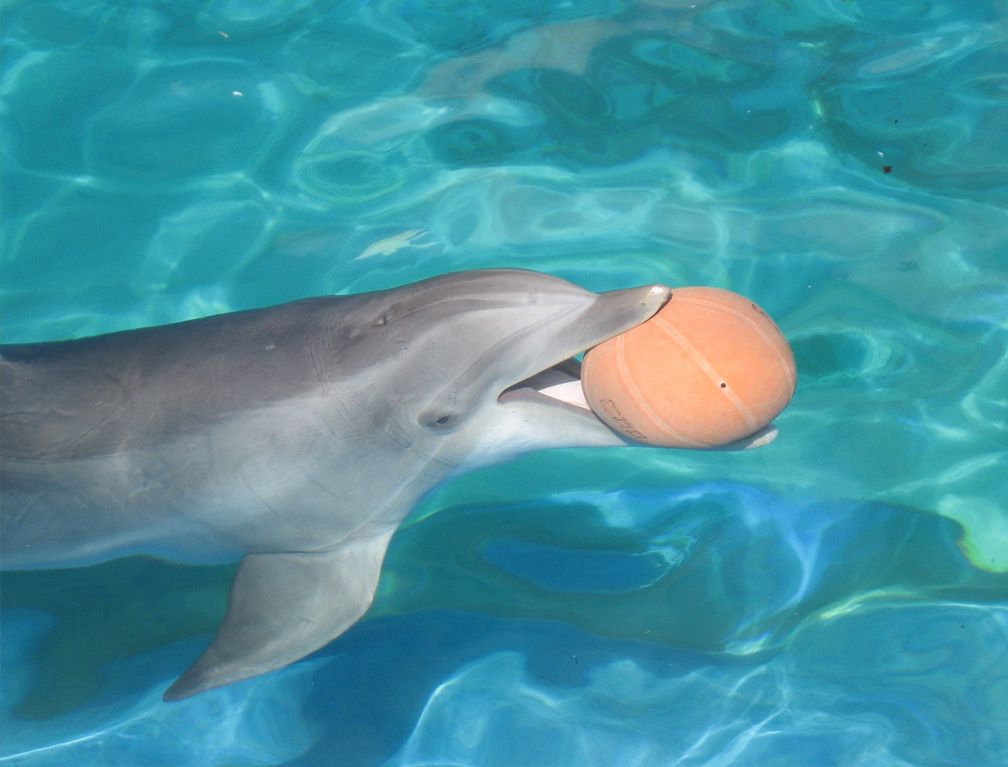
[2,0,1007,765]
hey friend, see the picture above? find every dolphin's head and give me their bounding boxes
[337,269,672,469]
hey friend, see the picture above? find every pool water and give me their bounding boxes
[2,0,1007,765]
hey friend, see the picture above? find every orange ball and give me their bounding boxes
[581,286,796,448]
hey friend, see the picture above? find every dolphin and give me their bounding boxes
[0,269,770,701]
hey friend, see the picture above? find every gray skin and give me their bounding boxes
[0,269,769,701]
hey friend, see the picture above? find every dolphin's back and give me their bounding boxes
[0,297,368,567]
[0,298,349,462]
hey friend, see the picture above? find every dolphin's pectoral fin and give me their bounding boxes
[162,530,394,701]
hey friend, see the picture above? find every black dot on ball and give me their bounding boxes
[720,382,727,388]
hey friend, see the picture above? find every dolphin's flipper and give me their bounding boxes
[162,530,394,701]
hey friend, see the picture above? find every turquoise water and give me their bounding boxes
[2,0,1007,764]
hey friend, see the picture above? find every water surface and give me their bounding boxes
[2,0,1007,765]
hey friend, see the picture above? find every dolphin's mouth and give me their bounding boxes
[495,282,672,438]
[499,358,592,411]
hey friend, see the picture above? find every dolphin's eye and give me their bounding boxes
[425,413,458,430]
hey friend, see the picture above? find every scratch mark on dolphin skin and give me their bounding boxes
[241,469,297,537]
[300,471,341,500]
[52,404,124,456]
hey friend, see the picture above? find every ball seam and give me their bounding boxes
[674,294,796,395]
[615,332,710,447]
[652,315,761,433]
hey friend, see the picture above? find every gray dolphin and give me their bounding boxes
[0,269,765,701]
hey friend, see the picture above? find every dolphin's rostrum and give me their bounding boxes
[1,269,719,700]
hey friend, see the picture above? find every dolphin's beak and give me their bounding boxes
[505,283,671,407]
[497,284,672,447]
